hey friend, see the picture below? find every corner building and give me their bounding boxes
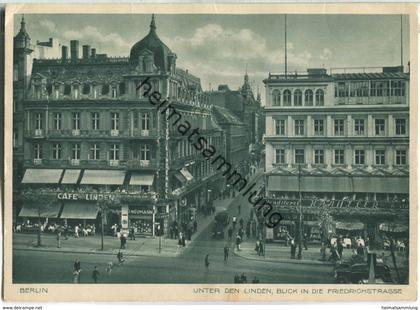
[14,16,224,237]
[263,67,409,245]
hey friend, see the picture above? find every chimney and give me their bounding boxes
[82,45,91,60]
[61,45,68,60]
[70,40,79,62]
[91,48,96,59]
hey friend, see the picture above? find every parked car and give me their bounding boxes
[334,261,393,284]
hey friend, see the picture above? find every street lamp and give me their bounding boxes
[297,164,303,260]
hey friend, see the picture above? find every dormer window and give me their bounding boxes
[145,55,154,73]
[112,88,117,98]
[34,85,42,99]
[64,84,71,95]
[82,83,91,95]
[102,84,110,95]
[46,84,53,96]
[119,82,126,95]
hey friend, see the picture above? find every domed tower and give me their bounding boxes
[130,14,177,74]
[14,16,33,84]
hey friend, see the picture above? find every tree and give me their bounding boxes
[21,189,57,247]
[96,197,120,251]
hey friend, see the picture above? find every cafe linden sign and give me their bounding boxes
[57,192,116,201]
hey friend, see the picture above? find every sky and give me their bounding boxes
[15,14,410,101]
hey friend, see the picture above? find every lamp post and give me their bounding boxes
[297,164,303,260]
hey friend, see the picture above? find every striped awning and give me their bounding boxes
[61,169,81,184]
[18,203,62,218]
[130,173,154,186]
[21,169,63,184]
[81,170,126,185]
[335,221,365,231]
[379,222,409,233]
[60,202,99,219]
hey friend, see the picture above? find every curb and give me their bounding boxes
[233,248,332,266]
[13,246,181,258]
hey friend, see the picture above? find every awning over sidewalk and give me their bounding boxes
[18,203,62,218]
[81,170,126,185]
[61,169,81,184]
[21,169,63,184]
[379,222,409,233]
[60,202,99,219]
[129,173,154,186]
[335,221,365,231]
[180,167,194,181]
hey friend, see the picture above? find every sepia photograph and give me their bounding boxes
[2,3,417,302]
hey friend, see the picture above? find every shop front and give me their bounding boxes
[128,205,155,236]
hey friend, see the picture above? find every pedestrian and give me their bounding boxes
[232,216,237,230]
[64,225,68,240]
[73,269,80,284]
[92,266,100,283]
[106,262,114,275]
[357,244,364,256]
[303,233,308,250]
[337,237,344,259]
[117,250,124,265]
[74,225,79,238]
[238,227,244,240]
[182,234,186,247]
[255,240,260,256]
[240,273,247,283]
[228,227,233,241]
[204,254,210,271]
[234,274,240,283]
[258,240,264,256]
[252,276,260,283]
[74,259,81,272]
[178,232,183,248]
[129,227,135,240]
[236,234,242,251]
[193,220,198,233]
[120,234,126,249]
[320,242,327,261]
[92,224,96,236]
[224,244,229,262]
[239,218,244,228]
[290,239,296,259]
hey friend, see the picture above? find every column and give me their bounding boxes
[326,146,332,169]
[306,115,312,137]
[366,145,374,169]
[287,116,293,137]
[345,145,353,169]
[306,144,312,168]
[286,146,293,168]
[326,115,333,137]
[346,114,352,137]
[367,115,373,137]
[388,114,394,137]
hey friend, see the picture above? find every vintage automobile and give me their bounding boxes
[212,209,230,239]
[334,261,393,284]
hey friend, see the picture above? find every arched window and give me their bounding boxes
[272,90,280,106]
[304,89,313,106]
[315,89,324,106]
[283,90,291,106]
[294,89,302,106]
[102,84,110,95]
[82,83,90,95]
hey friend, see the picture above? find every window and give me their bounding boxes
[140,144,151,160]
[133,112,139,129]
[350,81,369,97]
[90,144,100,160]
[395,119,406,135]
[119,82,126,95]
[304,89,313,106]
[72,144,80,160]
[141,113,150,131]
[314,119,324,136]
[295,149,305,164]
[275,119,285,135]
[355,150,365,165]
[314,149,324,164]
[111,89,117,98]
[396,150,407,165]
[34,143,42,159]
[375,119,385,136]
[370,81,387,97]
[354,119,365,135]
[293,89,302,106]
[64,84,71,95]
[52,143,61,160]
[102,84,110,95]
[272,90,280,106]
[72,112,80,130]
[336,82,348,97]
[283,90,291,106]
[334,119,344,135]
[46,84,53,96]
[375,149,385,165]
[53,113,61,130]
[111,112,119,130]
[294,119,304,135]
[110,144,119,160]
[82,83,90,95]
[390,80,405,96]
[35,113,43,130]
[91,112,100,130]
[315,89,324,106]
[275,149,285,164]
[73,85,79,99]
[334,149,344,165]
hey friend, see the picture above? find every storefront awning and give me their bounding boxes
[180,167,194,181]
[19,203,62,218]
[335,221,365,231]
[61,169,81,184]
[81,170,126,185]
[379,223,409,233]
[21,169,63,184]
[267,175,408,194]
[60,202,99,219]
[130,173,154,186]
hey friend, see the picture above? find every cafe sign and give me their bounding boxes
[57,192,116,201]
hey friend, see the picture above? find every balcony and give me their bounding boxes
[130,128,159,138]
[70,159,80,166]
[33,158,42,165]
[72,129,81,136]
[126,159,158,169]
[109,160,119,167]
[110,129,119,137]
